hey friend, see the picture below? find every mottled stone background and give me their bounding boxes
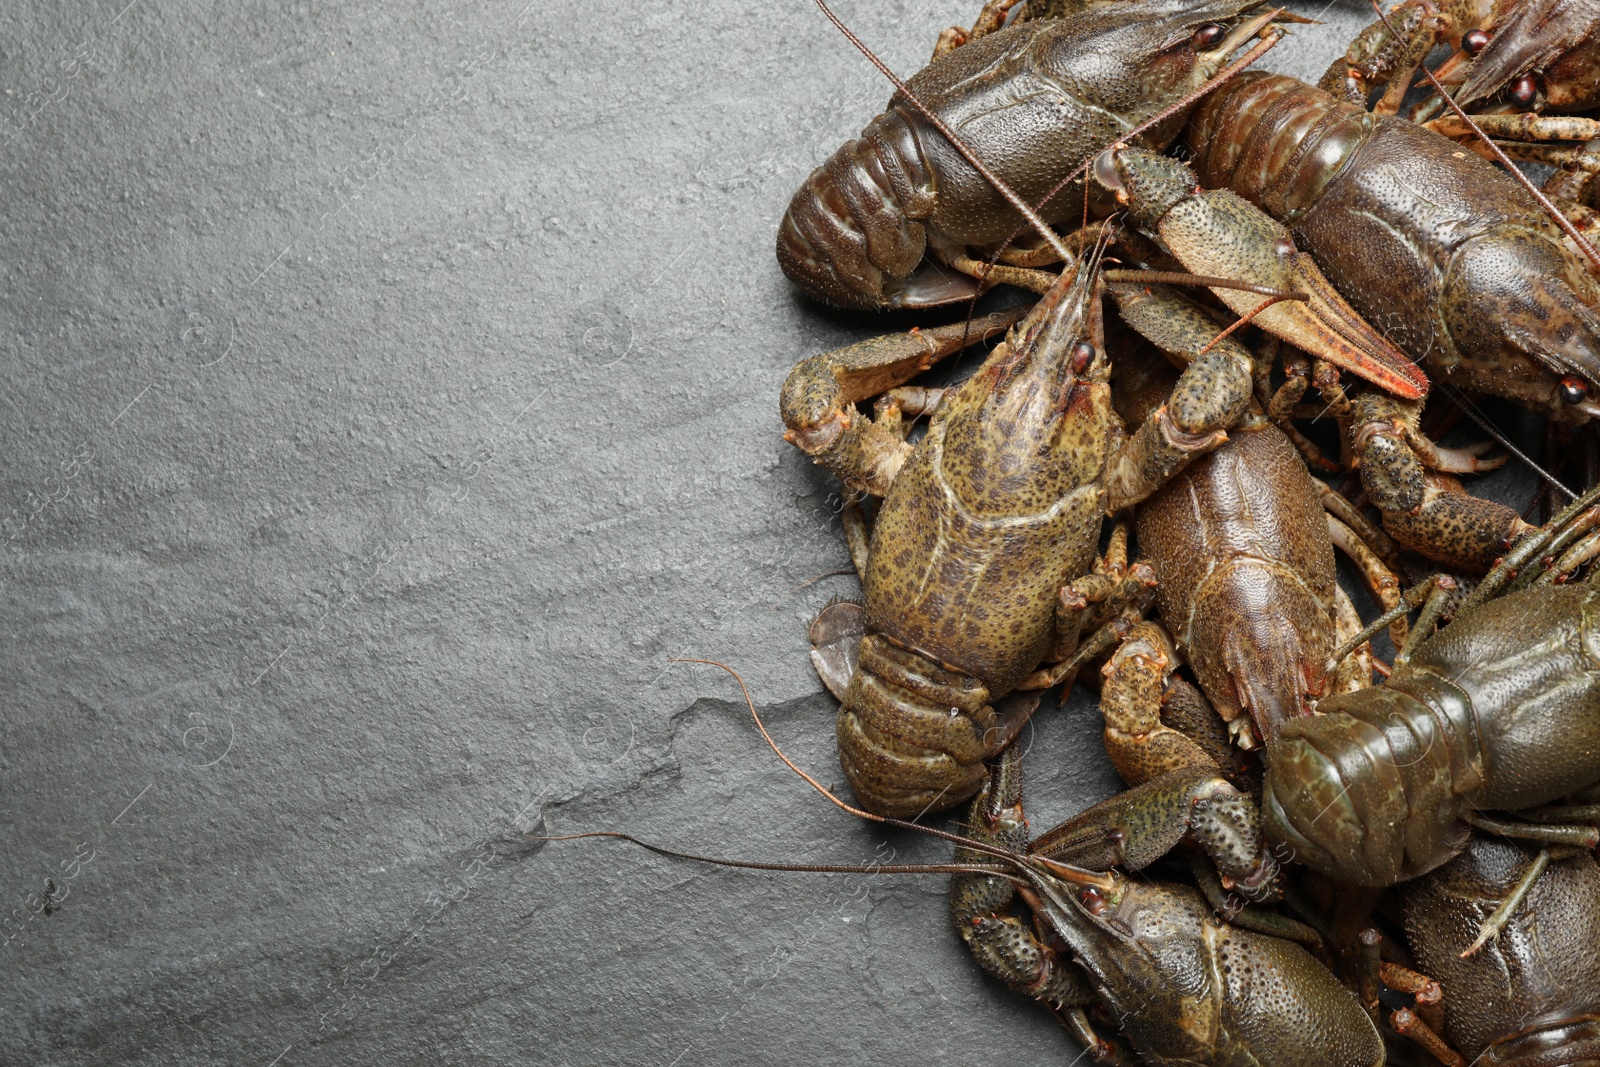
[0,2,1535,1064]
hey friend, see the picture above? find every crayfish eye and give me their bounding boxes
[1079,886,1107,914]
[1463,29,1490,55]
[1560,375,1590,404]
[1190,22,1228,48]
[1071,341,1096,373]
[1509,74,1541,107]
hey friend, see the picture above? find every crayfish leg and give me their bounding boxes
[779,307,1027,496]
[1101,283,1256,510]
[930,0,1023,61]
[1317,0,1447,114]
[1029,762,1279,903]
[1346,393,1532,573]
[951,749,1100,1016]
[1096,620,1217,785]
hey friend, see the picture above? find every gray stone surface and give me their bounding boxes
[0,1,1537,1064]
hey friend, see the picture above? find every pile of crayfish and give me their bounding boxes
[769,0,1600,1063]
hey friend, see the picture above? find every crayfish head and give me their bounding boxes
[989,232,1111,395]
[1455,0,1600,111]
[1192,589,1327,750]
[1029,1,1289,169]
[1181,1,1294,77]
[933,242,1115,513]
[1439,231,1600,423]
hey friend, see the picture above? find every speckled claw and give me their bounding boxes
[1095,146,1428,400]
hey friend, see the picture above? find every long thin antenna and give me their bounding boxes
[534,829,1020,882]
[673,659,879,822]
[1367,0,1600,272]
[671,658,1115,888]
[1440,382,1577,500]
[1106,269,1304,301]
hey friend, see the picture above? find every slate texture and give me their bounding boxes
[0,1,1536,1065]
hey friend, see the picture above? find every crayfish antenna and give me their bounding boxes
[529,828,1020,881]
[527,658,1034,880]
[668,657,1114,888]
[1439,383,1577,502]
[670,658,1016,861]
[671,656,883,823]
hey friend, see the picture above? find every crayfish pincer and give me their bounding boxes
[1090,144,1428,399]
[777,0,1286,309]
[1263,486,1600,887]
